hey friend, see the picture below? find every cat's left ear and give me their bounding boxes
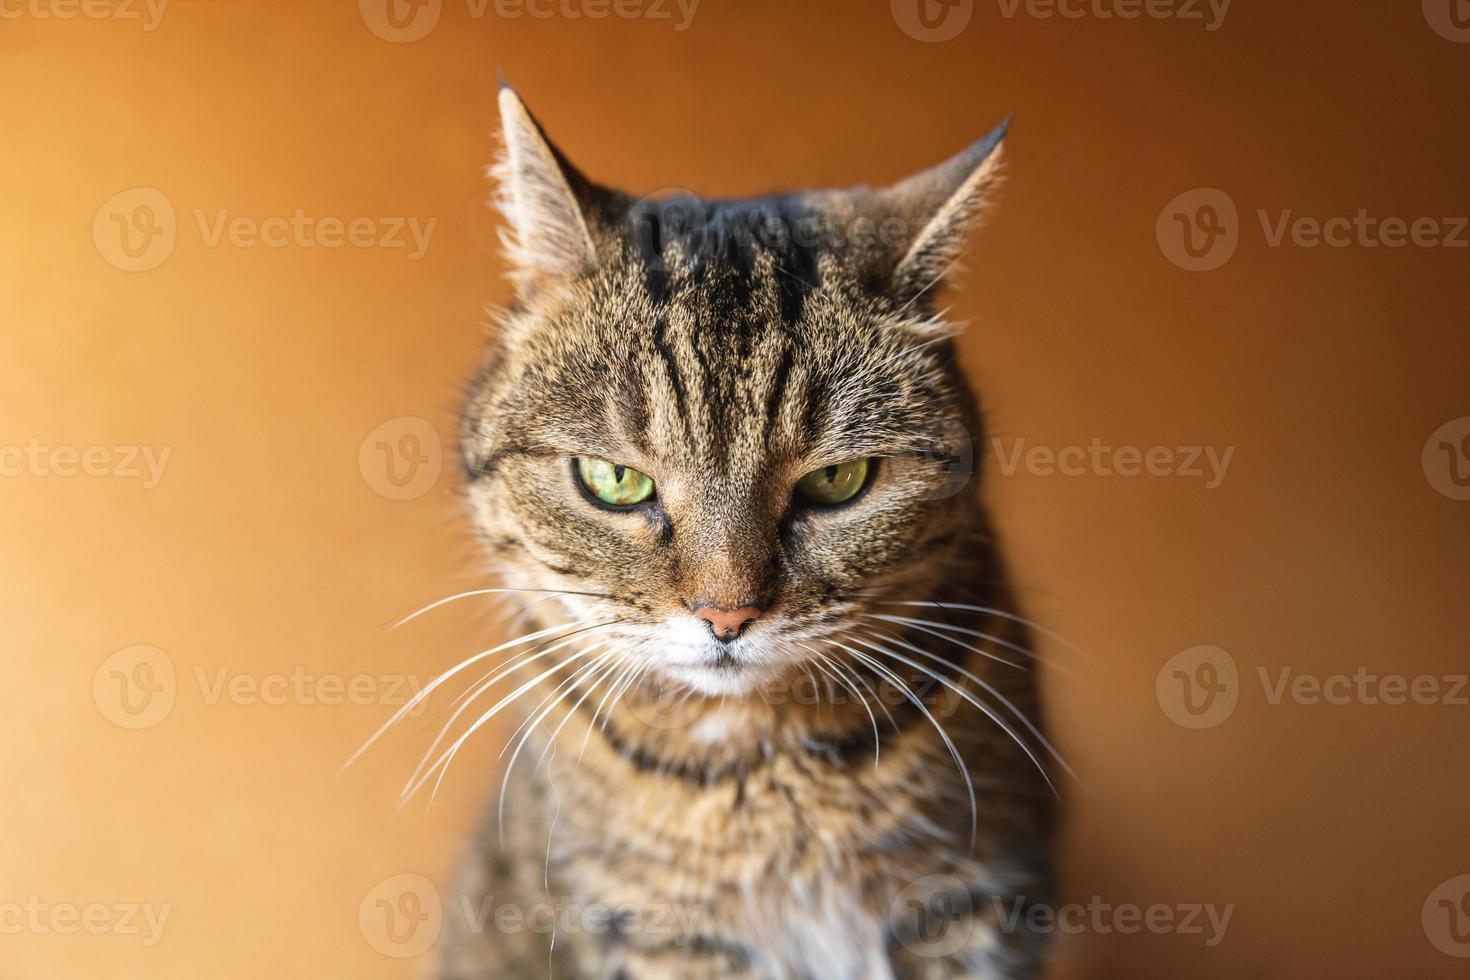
[874,119,1009,305]
[493,86,606,297]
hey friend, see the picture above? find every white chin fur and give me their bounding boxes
[606,615,800,698]
[658,660,769,697]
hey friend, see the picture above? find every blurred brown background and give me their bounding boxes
[3,1,1468,977]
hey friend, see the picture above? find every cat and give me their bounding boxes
[435,85,1062,980]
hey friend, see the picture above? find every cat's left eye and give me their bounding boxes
[795,458,872,507]
[575,457,656,508]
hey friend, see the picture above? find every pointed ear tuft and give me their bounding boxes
[880,119,1009,305]
[492,88,601,296]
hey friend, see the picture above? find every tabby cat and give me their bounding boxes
[436,86,1061,979]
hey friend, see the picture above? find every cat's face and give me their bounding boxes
[461,89,1006,695]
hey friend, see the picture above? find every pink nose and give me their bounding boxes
[694,604,762,641]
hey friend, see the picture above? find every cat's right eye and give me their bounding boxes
[575,456,656,509]
[795,458,873,507]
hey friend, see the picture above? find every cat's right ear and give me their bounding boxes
[493,86,603,298]
[871,119,1009,306]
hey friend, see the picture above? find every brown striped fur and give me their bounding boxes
[440,88,1057,980]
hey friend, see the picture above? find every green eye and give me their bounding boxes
[795,458,872,507]
[576,457,655,508]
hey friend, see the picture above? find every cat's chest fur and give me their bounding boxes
[535,721,993,979]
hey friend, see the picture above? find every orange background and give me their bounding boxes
[3,1,1468,977]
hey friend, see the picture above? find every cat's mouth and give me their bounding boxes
[602,607,842,697]
[709,647,740,670]
[660,639,768,694]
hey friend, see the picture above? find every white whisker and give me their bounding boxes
[340,619,601,774]
[399,642,607,805]
[496,649,622,834]
[829,640,978,847]
[386,587,606,631]
[866,598,1094,664]
[800,643,882,770]
[847,628,1071,791]
[862,612,1036,672]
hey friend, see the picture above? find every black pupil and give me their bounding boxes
[613,465,626,483]
[824,465,838,482]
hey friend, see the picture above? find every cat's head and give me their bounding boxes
[461,87,1008,695]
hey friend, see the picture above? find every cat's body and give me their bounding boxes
[436,88,1059,979]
